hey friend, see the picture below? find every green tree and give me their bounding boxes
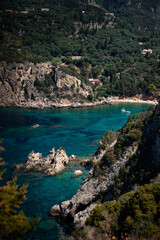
[0,141,40,240]
[148,83,157,93]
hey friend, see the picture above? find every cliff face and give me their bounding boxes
[66,104,160,240]
[0,61,94,108]
[50,104,160,230]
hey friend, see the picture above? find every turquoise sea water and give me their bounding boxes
[0,103,151,239]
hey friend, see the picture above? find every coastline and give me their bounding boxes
[0,99,111,110]
[108,95,158,105]
[0,96,158,110]
[110,99,158,105]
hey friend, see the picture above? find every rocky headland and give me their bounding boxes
[0,61,110,109]
[0,61,158,110]
[50,103,160,229]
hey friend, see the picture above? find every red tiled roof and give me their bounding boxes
[92,79,100,82]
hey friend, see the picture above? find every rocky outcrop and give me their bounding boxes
[16,147,69,176]
[0,61,52,107]
[0,61,104,109]
[72,170,83,177]
[50,144,137,225]
[45,148,69,176]
[30,124,40,129]
[50,104,160,228]
[50,204,61,217]
[93,131,117,163]
[74,203,97,228]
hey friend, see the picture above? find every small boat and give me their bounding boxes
[121,108,131,114]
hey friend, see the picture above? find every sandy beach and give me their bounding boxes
[108,97,158,105]
[110,99,158,105]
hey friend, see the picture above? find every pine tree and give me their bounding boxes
[0,141,40,240]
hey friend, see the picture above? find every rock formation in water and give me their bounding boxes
[16,147,69,176]
[0,61,110,109]
[72,170,83,177]
[50,104,160,229]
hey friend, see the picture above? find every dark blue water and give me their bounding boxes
[0,103,151,239]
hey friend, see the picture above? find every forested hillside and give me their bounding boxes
[0,0,160,97]
[96,0,160,29]
[67,103,160,240]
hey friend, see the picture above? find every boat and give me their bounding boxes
[121,108,131,114]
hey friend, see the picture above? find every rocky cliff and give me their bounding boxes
[0,61,101,109]
[50,104,160,229]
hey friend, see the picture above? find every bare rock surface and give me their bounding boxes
[50,145,137,225]
[16,147,69,176]
[0,61,110,109]
[45,148,69,175]
[72,170,83,177]
[74,203,97,228]
[50,205,61,217]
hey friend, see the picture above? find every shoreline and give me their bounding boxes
[110,99,158,105]
[0,100,111,110]
[0,97,158,110]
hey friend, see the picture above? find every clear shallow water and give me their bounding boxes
[0,103,151,239]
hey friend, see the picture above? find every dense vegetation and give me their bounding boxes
[113,105,160,199]
[92,106,157,178]
[0,141,39,239]
[69,103,160,240]
[86,178,160,239]
[96,0,160,30]
[0,0,160,97]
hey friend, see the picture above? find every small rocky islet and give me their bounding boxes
[16,147,70,176]
[16,147,85,176]
[15,104,160,233]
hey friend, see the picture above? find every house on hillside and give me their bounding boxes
[142,49,152,54]
[41,8,49,11]
[71,56,82,60]
[89,78,101,85]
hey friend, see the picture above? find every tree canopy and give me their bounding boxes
[0,141,39,240]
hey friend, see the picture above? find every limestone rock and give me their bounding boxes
[50,145,138,226]
[45,148,69,176]
[69,154,76,161]
[30,124,40,129]
[74,203,97,228]
[0,61,103,109]
[72,170,83,177]
[25,151,43,170]
[50,204,61,216]
[16,147,69,176]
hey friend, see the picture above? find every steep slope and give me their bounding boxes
[0,0,159,100]
[0,61,97,108]
[96,0,160,30]
[50,103,160,239]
